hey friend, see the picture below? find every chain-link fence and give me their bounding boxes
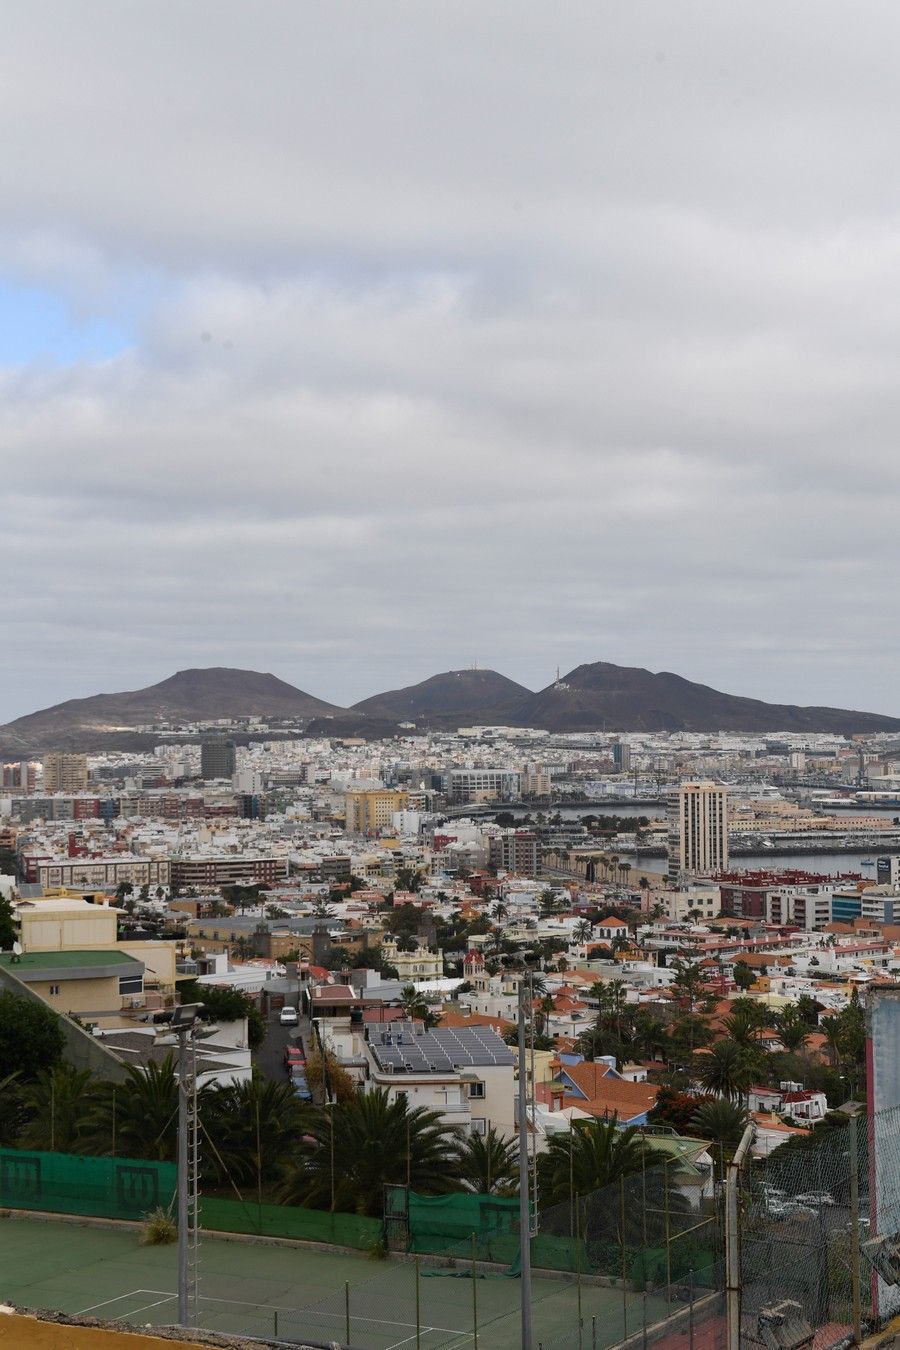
[737,1105,895,1347]
[385,1158,726,1350]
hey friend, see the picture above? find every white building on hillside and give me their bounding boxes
[364,1021,516,1138]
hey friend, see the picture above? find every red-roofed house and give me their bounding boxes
[748,1084,827,1124]
[596,917,630,942]
[545,1056,659,1125]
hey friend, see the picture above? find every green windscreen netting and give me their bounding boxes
[0,1148,381,1250]
[386,1187,586,1273]
[0,1148,176,1220]
[407,1190,519,1254]
[200,1196,381,1250]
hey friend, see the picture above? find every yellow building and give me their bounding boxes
[42,752,88,792]
[380,935,443,981]
[344,789,409,834]
[0,947,145,1017]
[12,892,177,1009]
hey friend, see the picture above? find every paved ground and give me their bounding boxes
[254,1008,309,1086]
[0,1213,679,1349]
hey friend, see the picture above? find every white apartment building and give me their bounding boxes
[445,769,521,803]
[655,887,721,923]
[667,782,728,883]
[364,1021,516,1138]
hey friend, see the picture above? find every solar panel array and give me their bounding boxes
[369,1021,515,1073]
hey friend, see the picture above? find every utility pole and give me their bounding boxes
[517,976,533,1350]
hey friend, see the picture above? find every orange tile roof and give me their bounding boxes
[438,1010,514,1033]
[559,1060,658,1114]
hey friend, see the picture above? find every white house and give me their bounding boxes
[363,1020,516,1139]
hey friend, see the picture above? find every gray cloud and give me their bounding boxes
[2,3,900,719]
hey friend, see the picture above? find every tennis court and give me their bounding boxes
[0,1213,675,1348]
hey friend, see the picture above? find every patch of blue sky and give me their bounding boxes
[0,277,133,364]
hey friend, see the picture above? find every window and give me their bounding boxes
[468,1081,485,1099]
[119,975,144,995]
[471,1118,487,1136]
[48,985,60,996]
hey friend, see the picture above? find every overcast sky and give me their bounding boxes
[4,2,900,721]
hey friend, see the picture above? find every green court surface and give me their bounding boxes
[0,1213,670,1349]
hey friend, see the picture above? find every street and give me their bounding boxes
[254,1008,311,1083]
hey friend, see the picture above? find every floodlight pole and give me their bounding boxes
[156,1004,202,1329]
[177,1024,190,1327]
[517,975,533,1350]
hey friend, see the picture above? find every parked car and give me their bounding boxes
[284,1043,305,1070]
[794,1191,834,1207]
[767,1199,816,1221]
[291,1068,313,1102]
[279,1005,299,1026]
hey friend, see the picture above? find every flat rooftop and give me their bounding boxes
[0,949,143,980]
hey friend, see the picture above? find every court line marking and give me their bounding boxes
[76,1287,471,1338]
[116,1296,176,1320]
[76,1290,152,1315]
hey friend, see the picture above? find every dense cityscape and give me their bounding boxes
[4,675,900,1345]
[7,2,900,1347]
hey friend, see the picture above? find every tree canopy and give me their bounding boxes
[0,992,65,1081]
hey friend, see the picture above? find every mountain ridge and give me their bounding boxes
[352,669,531,721]
[504,661,900,734]
[0,667,340,754]
[2,660,899,754]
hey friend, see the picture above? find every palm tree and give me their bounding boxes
[18,1063,102,1152]
[86,1055,187,1161]
[691,1098,749,1180]
[203,1073,307,1188]
[633,1013,667,1062]
[457,1127,519,1195]
[697,1041,755,1101]
[774,1006,810,1054]
[527,974,548,1000]
[400,986,435,1028]
[492,900,509,923]
[534,993,555,1038]
[821,1016,843,1069]
[573,919,593,945]
[278,1088,461,1216]
[721,1009,766,1048]
[539,1118,657,1206]
[0,1071,24,1146]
